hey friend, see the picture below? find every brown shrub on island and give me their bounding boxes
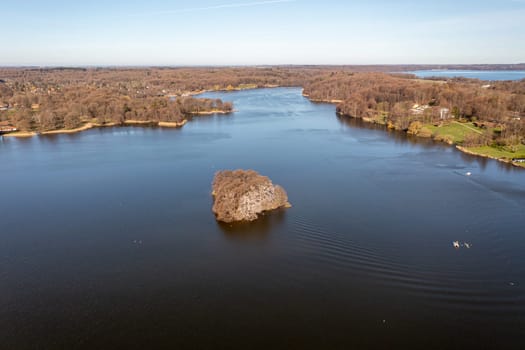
[211,169,291,223]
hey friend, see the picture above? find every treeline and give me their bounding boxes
[0,69,241,132]
[0,67,321,98]
[0,66,325,132]
[303,72,525,147]
[7,90,232,131]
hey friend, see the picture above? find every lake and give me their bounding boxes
[409,70,525,81]
[1,88,524,349]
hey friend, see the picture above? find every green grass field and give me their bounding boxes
[465,144,525,163]
[425,121,483,144]
[423,121,525,167]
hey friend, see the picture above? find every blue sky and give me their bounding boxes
[1,0,524,66]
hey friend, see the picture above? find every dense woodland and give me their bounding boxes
[1,66,524,149]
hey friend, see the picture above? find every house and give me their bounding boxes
[440,108,450,120]
[410,104,430,115]
[0,103,9,111]
[31,103,40,111]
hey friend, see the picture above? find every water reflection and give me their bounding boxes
[217,208,287,241]
[459,151,489,170]
[336,114,524,172]
[336,113,386,132]
[337,114,439,150]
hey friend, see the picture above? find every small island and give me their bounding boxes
[211,169,291,223]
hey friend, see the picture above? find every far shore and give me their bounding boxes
[302,92,343,104]
[180,84,281,97]
[309,98,344,104]
[3,85,523,169]
[191,110,234,115]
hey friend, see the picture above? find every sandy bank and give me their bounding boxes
[191,110,233,115]
[309,98,344,103]
[1,119,188,138]
[2,131,38,138]
[41,123,96,135]
[124,120,156,125]
[302,92,342,103]
[158,120,187,128]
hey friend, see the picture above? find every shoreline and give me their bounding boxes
[3,86,523,169]
[309,98,344,104]
[302,92,343,104]
[456,145,525,168]
[334,109,525,169]
[2,131,38,138]
[2,84,268,139]
[1,83,255,139]
[189,84,281,97]
[2,119,189,138]
[158,120,187,128]
[190,110,234,115]
[40,122,100,135]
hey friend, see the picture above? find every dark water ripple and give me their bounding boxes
[286,214,525,316]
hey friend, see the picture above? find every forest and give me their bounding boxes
[1,66,524,154]
[302,71,525,148]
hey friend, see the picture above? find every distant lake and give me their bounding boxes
[1,88,525,349]
[409,70,525,81]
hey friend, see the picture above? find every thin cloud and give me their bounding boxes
[130,0,296,16]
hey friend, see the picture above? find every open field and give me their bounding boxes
[426,121,484,144]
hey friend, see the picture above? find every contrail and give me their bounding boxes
[131,0,296,16]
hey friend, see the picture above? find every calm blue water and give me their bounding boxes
[1,88,525,349]
[410,70,525,81]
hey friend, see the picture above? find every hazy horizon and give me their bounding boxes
[1,63,525,69]
[2,0,525,66]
